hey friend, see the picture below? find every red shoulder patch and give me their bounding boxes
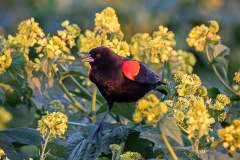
[121,60,140,81]
[88,68,92,78]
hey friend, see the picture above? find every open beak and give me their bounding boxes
[81,55,94,63]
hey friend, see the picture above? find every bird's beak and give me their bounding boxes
[81,55,94,63]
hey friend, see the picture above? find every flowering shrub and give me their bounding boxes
[0,7,240,160]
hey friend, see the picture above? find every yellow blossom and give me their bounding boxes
[197,86,208,97]
[79,30,104,53]
[218,119,240,152]
[120,151,144,160]
[95,7,121,34]
[130,26,176,69]
[187,96,215,140]
[234,71,240,84]
[187,20,221,52]
[4,18,45,61]
[169,50,196,74]
[0,148,9,160]
[37,112,68,140]
[0,107,12,130]
[0,50,12,74]
[103,38,130,57]
[133,94,168,125]
[212,94,231,110]
[174,72,202,96]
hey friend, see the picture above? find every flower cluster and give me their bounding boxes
[36,20,80,60]
[120,151,144,160]
[187,20,221,52]
[130,26,176,67]
[95,7,122,34]
[169,50,196,74]
[0,148,9,160]
[0,106,12,130]
[212,94,231,110]
[133,94,168,125]
[186,96,215,140]
[0,50,12,74]
[79,7,129,57]
[218,119,240,152]
[37,112,68,140]
[233,71,240,94]
[174,71,202,96]
[5,18,45,60]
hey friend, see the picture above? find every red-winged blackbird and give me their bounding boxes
[82,46,165,109]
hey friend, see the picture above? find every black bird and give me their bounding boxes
[82,46,165,110]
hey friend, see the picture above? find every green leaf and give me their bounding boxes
[208,87,220,98]
[112,102,136,120]
[212,44,230,58]
[0,88,6,104]
[159,117,183,146]
[139,127,164,149]
[67,124,128,160]
[0,128,43,145]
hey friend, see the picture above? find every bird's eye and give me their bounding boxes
[96,53,101,58]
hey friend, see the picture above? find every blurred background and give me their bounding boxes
[0,0,240,88]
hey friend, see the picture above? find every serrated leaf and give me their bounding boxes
[213,44,230,58]
[139,127,163,149]
[67,124,128,160]
[0,128,43,145]
[0,88,6,103]
[159,118,183,146]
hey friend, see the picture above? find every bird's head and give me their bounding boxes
[81,47,121,69]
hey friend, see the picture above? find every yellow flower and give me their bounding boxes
[174,72,202,96]
[174,110,185,123]
[79,30,104,52]
[133,94,168,125]
[197,86,208,97]
[120,151,144,160]
[187,20,221,52]
[130,26,176,69]
[95,7,121,34]
[0,107,12,130]
[0,148,5,157]
[0,49,12,74]
[187,96,215,140]
[37,112,68,140]
[36,20,79,61]
[169,50,196,74]
[212,94,231,110]
[0,148,9,160]
[234,71,240,84]
[218,119,240,152]
[103,38,130,57]
[4,18,45,61]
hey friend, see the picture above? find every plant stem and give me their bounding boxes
[40,132,51,160]
[160,132,178,160]
[205,46,240,96]
[59,77,85,112]
[91,86,97,123]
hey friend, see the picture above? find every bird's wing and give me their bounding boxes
[121,60,161,84]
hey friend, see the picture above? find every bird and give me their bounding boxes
[81,46,166,140]
[81,46,166,110]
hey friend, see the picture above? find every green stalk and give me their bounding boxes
[160,132,178,160]
[40,132,51,160]
[205,46,240,96]
[59,77,85,112]
[91,86,97,122]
